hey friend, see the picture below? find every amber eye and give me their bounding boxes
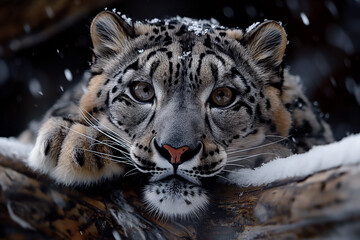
[211,87,234,107]
[132,82,155,102]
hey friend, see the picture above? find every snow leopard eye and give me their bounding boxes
[131,82,155,102]
[210,87,234,107]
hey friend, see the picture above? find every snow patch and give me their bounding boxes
[246,22,260,33]
[175,17,223,35]
[0,137,33,161]
[146,18,161,24]
[115,11,132,25]
[121,14,132,25]
[227,134,360,187]
[146,16,225,36]
[178,51,191,59]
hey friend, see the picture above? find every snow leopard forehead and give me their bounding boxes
[133,15,244,43]
[142,16,226,35]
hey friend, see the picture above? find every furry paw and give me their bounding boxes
[28,117,126,185]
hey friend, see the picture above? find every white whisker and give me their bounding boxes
[227,152,278,162]
[124,168,139,177]
[76,147,135,166]
[226,137,288,155]
[215,174,231,182]
[76,147,131,162]
[79,110,129,149]
[221,169,245,174]
[89,140,119,148]
[74,147,134,166]
[93,153,134,166]
[61,124,130,158]
[226,134,290,152]
[225,163,246,168]
[79,107,131,146]
[79,116,130,151]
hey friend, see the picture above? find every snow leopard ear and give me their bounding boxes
[243,21,287,68]
[90,11,134,58]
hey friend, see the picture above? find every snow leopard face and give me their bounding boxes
[28,11,333,219]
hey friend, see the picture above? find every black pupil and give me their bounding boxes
[217,91,225,98]
[135,82,154,101]
[212,87,232,106]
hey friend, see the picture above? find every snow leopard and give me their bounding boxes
[26,11,333,218]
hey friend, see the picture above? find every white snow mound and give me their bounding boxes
[0,137,33,161]
[227,134,360,187]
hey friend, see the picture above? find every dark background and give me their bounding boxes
[0,0,359,140]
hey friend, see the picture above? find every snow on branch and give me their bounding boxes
[227,134,360,187]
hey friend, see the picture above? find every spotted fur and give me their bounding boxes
[28,11,333,218]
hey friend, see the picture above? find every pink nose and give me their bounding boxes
[163,145,189,165]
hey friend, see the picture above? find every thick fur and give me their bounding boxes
[28,11,333,218]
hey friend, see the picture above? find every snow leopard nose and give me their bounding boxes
[154,140,202,166]
[164,145,189,165]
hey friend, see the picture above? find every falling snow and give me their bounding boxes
[326,25,354,54]
[245,5,257,17]
[23,24,31,33]
[64,69,73,82]
[345,77,360,105]
[9,40,21,51]
[45,6,54,19]
[112,231,121,240]
[325,0,338,17]
[223,6,234,18]
[0,59,9,85]
[329,76,337,87]
[28,78,43,97]
[300,12,310,26]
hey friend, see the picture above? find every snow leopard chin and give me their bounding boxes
[143,178,209,220]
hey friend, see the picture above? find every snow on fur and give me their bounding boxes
[227,134,360,187]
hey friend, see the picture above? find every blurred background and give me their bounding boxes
[0,0,359,140]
